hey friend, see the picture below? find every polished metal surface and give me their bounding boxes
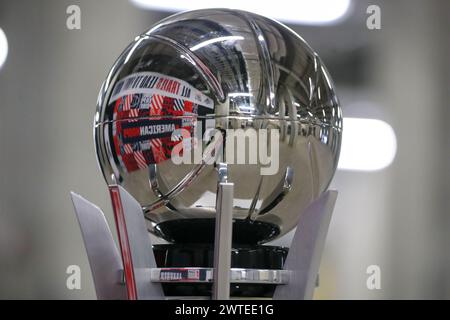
[94,9,342,243]
[212,163,233,299]
[111,185,164,299]
[274,190,337,300]
[70,192,127,300]
[149,268,290,285]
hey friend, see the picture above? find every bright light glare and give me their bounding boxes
[130,0,351,25]
[190,36,244,51]
[338,118,397,172]
[0,28,8,69]
[228,92,253,97]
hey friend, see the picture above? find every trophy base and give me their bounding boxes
[71,187,337,299]
[153,244,288,298]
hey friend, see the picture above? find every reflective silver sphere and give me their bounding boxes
[95,9,342,245]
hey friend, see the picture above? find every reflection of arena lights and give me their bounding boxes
[130,0,352,25]
[0,28,8,69]
[338,118,397,172]
[190,36,244,51]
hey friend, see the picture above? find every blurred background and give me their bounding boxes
[0,0,449,299]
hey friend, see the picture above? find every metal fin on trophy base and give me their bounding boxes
[109,185,164,300]
[273,190,337,300]
[70,192,127,300]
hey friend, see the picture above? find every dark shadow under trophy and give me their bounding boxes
[71,9,342,300]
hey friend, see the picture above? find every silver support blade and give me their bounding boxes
[116,185,165,300]
[273,190,337,300]
[212,164,234,300]
[70,192,127,300]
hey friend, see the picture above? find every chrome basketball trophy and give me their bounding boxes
[71,9,342,300]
